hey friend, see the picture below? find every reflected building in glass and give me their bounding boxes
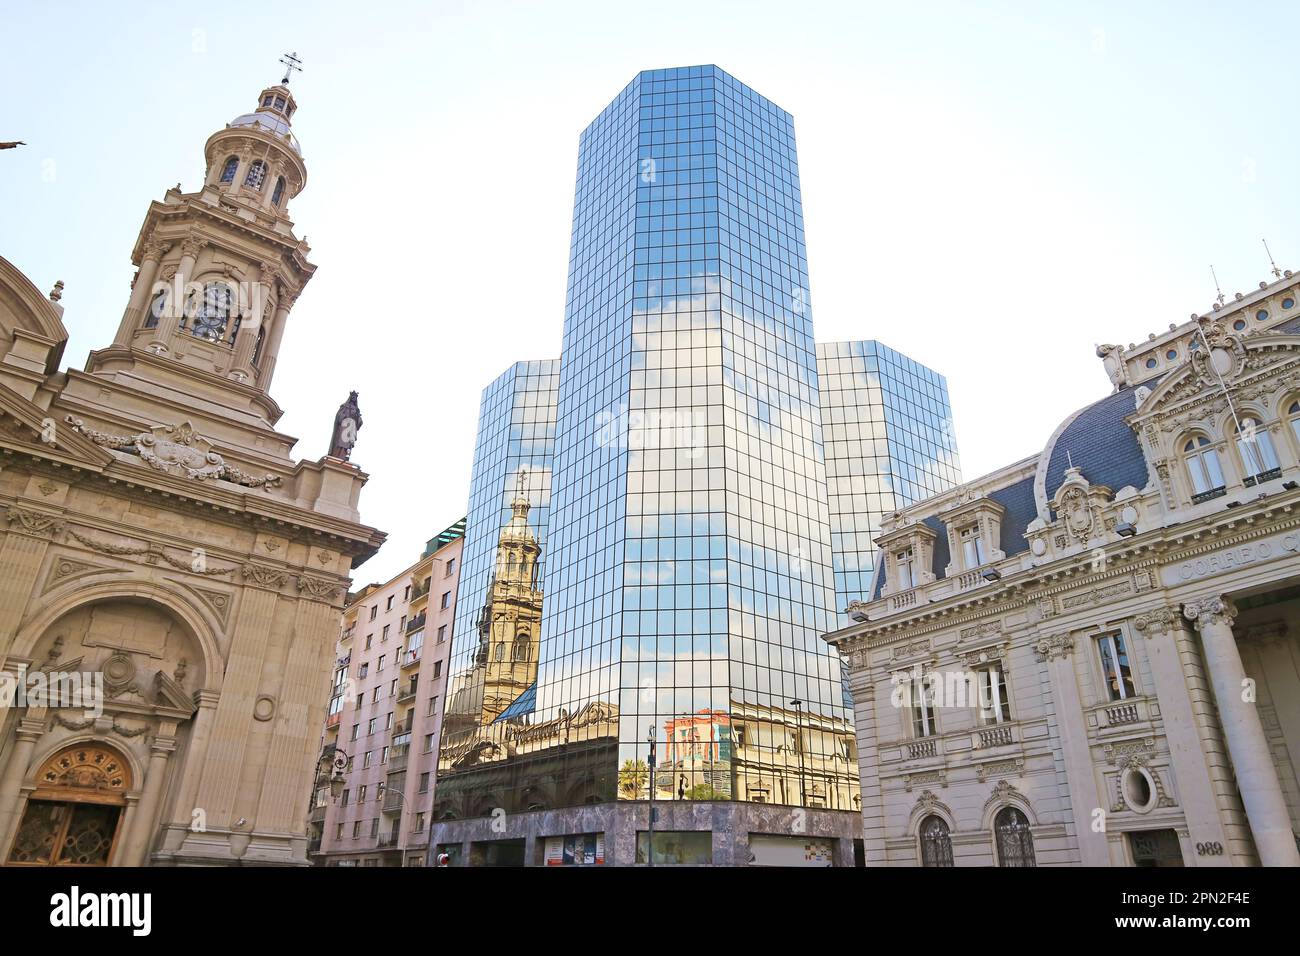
[429,67,960,866]
[819,340,962,631]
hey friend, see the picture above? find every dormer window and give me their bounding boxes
[959,525,987,569]
[896,549,916,590]
[1235,416,1280,482]
[1183,435,1225,501]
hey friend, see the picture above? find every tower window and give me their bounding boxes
[244,160,267,190]
[272,177,286,207]
[219,156,239,184]
[145,287,167,329]
[252,325,266,366]
[188,282,236,344]
[262,95,274,107]
[274,96,287,111]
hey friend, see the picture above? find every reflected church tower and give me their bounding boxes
[476,474,543,723]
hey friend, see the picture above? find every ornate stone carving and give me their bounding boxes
[903,770,947,792]
[912,789,952,820]
[1033,633,1075,662]
[1133,606,1181,638]
[1182,595,1237,631]
[5,506,63,537]
[296,574,342,602]
[64,417,282,488]
[983,779,1027,814]
[241,564,288,589]
[975,757,1024,782]
[1103,737,1156,764]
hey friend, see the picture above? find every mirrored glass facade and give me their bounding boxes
[818,340,962,629]
[436,360,558,812]
[433,68,962,832]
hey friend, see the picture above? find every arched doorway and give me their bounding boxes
[6,743,132,866]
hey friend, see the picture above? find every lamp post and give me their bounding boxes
[646,725,656,867]
[790,699,806,808]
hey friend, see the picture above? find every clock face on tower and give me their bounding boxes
[190,283,233,342]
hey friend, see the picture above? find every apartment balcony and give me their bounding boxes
[325,711,341,730]
[310,804,328,824]
[401,642,422,669]
[308,837,322,854]
[341,624,357,642]
[410,581,430,605]
[397,684,418,704]
[406,613,427,634]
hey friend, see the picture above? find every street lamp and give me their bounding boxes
[646,724,656,867]
[789,699,807,808]
[319,746,351,802]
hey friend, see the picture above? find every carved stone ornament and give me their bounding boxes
[64,417,282,488]
[65,527,234,576]
[296,574,342,602]
[1033,633,1075,662]
[1133,606,1181,638]
[241,564,288,588]
[983,779,1028,814]
[1182,595,1237,632]
[5,506,63,537]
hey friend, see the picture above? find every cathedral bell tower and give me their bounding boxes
[90,67,314,428]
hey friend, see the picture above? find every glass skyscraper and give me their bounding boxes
[818,340,961,629]
[430,67,960,865]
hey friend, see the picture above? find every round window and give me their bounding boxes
[1123,767,1155,812]
[1165,349,1177,360]
[1257,309,1269,321]
[1283,297,1296,310]
[1145,358,1157,369]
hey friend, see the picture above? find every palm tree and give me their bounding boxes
[618,758,648,798]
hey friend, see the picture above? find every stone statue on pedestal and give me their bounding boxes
[329,390,362,461]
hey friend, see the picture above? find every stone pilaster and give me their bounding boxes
[1033,632,1109,865]
[0,507,61,662]
[843,642,885,864]
[0,719,44,858]
[1133,606,1235,865]
[1183,596,1300,866]
[121,733,176,865]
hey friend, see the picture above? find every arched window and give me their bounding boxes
[1288,400,1300,447]
[219,156,239,184]
[145,287,167,329]
[272,177,286,206]
[919,815,953,867]
[506,553,516,577]
[252,325,267,366]
[1234,415,1280,481]
[494,642,505,662]
[512,639,529,662]
[1183,435,1225,500]
[244,160,267,190]
[994,806,1036,867]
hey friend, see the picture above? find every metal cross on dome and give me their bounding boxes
[279,51,303,85]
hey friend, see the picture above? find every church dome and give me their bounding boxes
[228,111,301,155]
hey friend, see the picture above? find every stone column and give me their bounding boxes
[259,294,295,389]
[157,234,206,354]
[0,720,44,856]
[229,265,275,380]
[1183,596,1300,866]
[1134,606,1234,864]
[114,239,169,345]
[121,734,175,866]
[0,511,58,662]
[1034,632,1110,865]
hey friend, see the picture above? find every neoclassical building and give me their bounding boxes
[0,74,383,866]
[826,270,1300,867]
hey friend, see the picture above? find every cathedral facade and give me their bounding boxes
[0,76,383,866]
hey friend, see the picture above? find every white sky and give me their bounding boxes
[2,0,1297,583]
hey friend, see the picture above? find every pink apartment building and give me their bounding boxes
[310,520,465,866]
